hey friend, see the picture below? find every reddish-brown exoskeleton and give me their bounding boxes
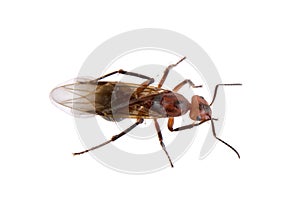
[50,57,241,167]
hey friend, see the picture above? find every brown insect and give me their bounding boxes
[50,57,241,167]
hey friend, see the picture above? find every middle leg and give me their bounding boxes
[154,119,174,167]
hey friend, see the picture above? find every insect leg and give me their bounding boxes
[167,118,240,159]
[134,78,155,98]
[73,118,144,155]
[173,79,202,92]
[167,117,211,132]
[158,57,186,88]
[153,119,174,168]
[210,83,242,106]
[95,69,153,82]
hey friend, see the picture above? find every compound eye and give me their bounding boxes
[199,104,204,110]
[196,116,201,121]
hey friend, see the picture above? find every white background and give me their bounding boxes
[1,0,300,199]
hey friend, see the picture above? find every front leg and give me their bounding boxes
[157,57,186,88]
[167,117,210,132]
[167,117,240,159]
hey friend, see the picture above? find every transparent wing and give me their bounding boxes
[101,82,169,119]
[49,77,98,117]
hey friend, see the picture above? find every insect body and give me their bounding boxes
[94,82,190,120]
[50,57,241,167]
